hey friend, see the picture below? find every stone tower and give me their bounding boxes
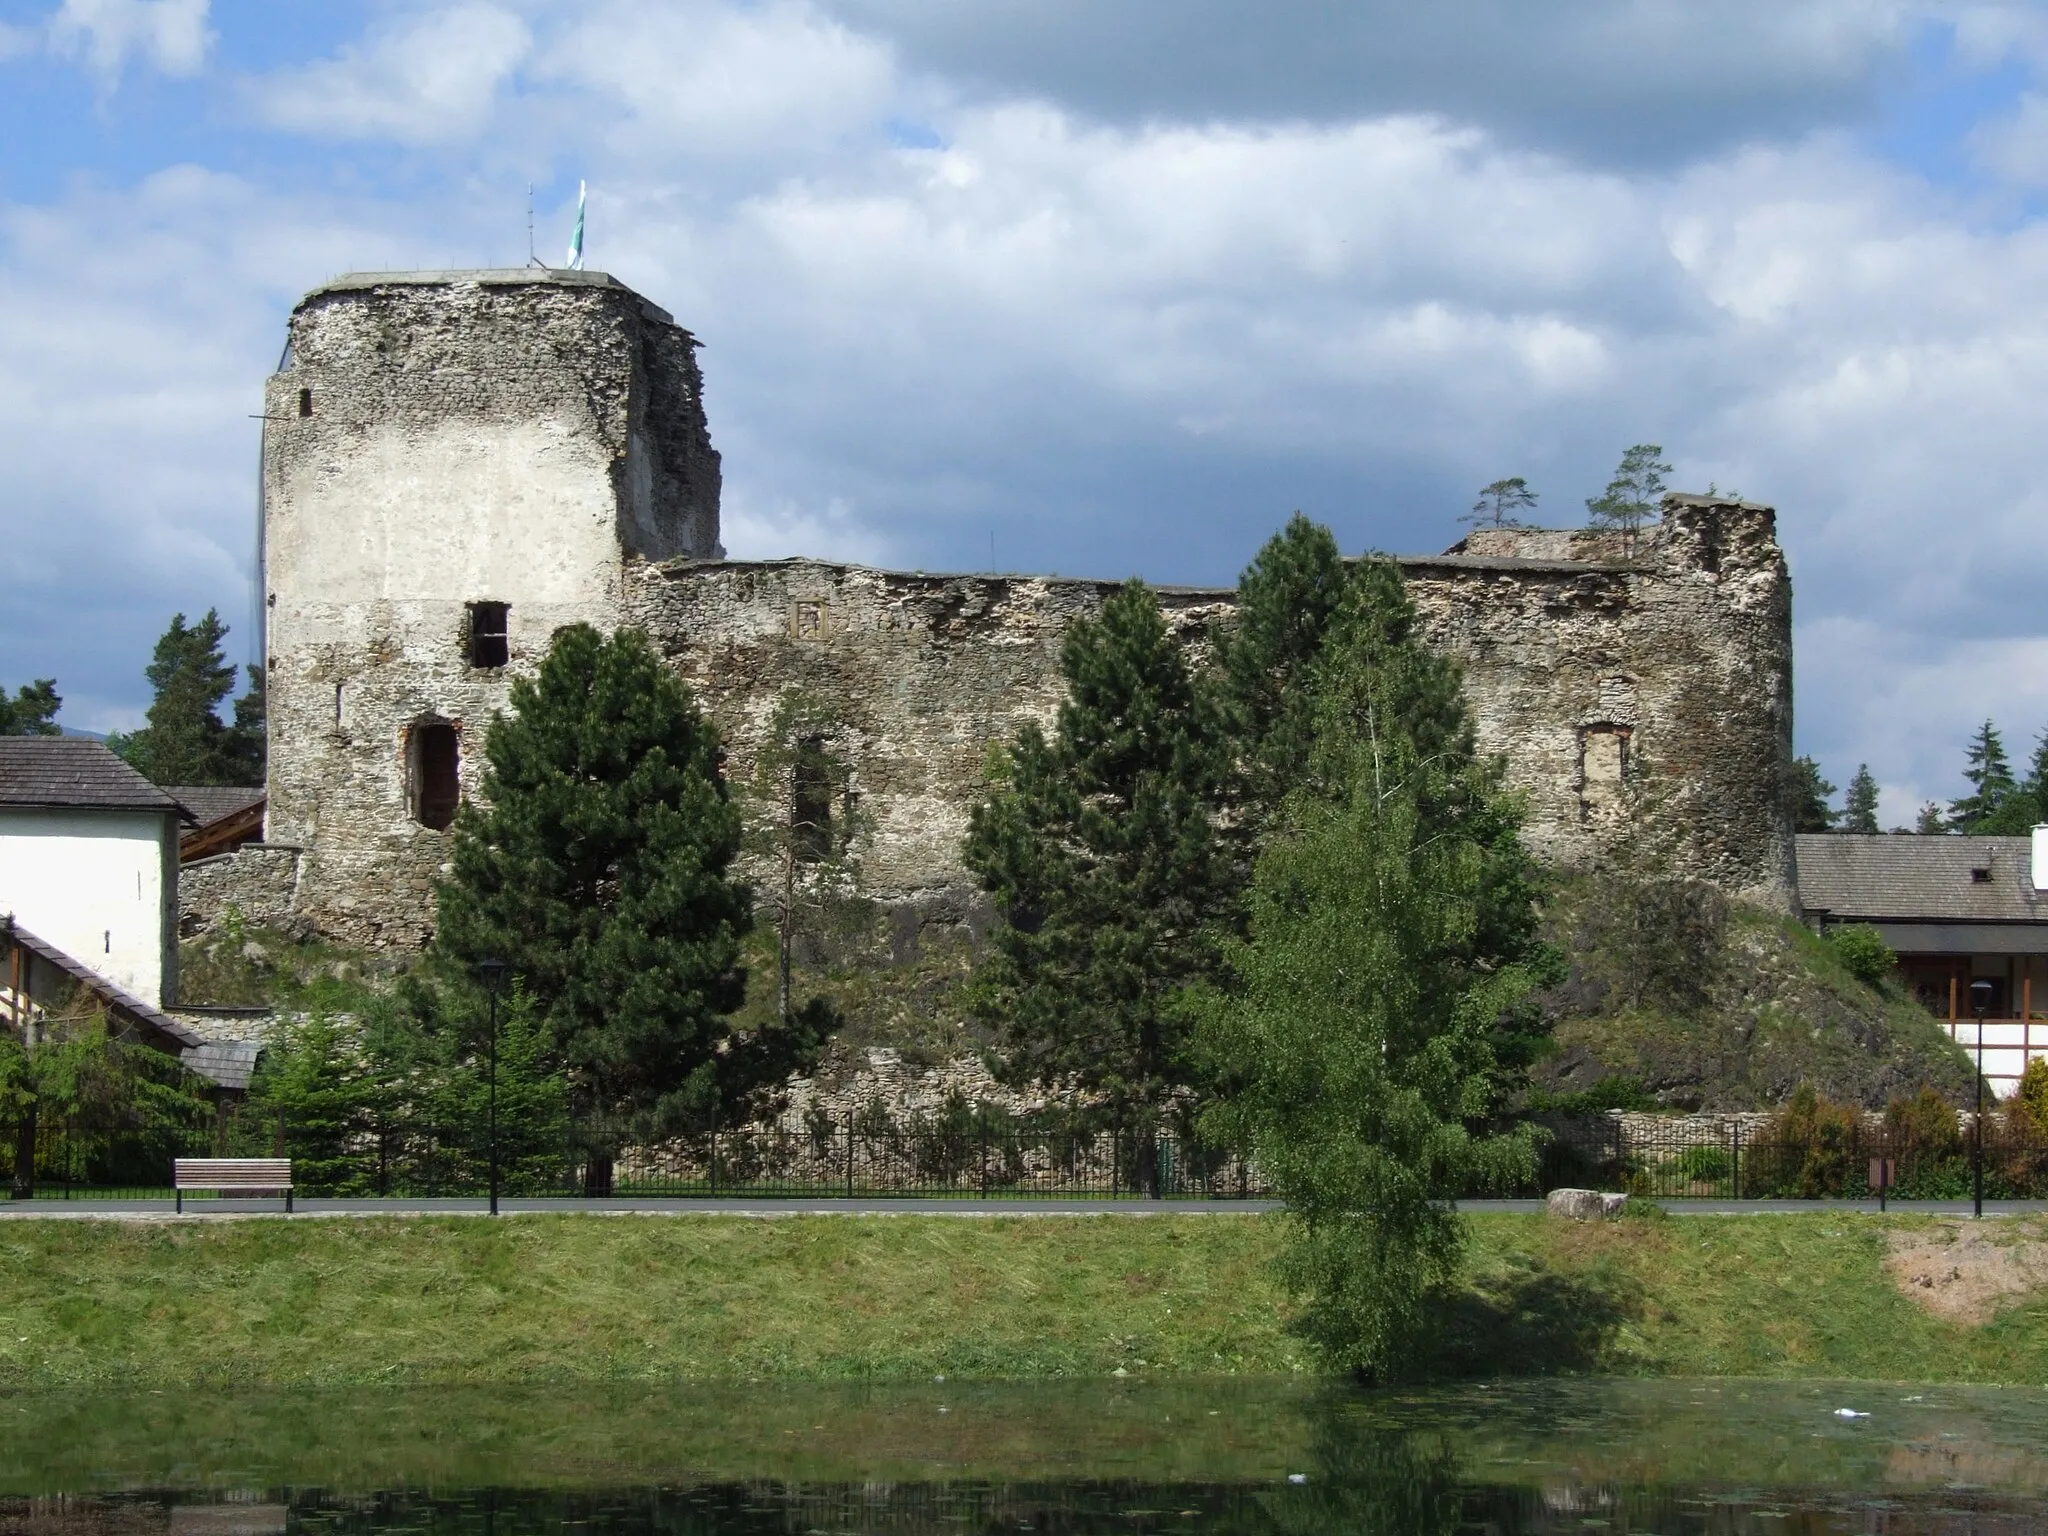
[261,270,721,945]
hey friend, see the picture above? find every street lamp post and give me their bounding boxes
[478,958,508,1216]
[1971,977,1994,1221]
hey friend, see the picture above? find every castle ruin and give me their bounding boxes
[200,269,1795,952]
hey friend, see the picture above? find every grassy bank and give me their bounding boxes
[2,1211,2047,1387]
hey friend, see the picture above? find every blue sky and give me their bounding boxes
[5,1,2048,826]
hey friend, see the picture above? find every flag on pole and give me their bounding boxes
[565,181,587,270]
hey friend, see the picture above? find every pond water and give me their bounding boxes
[4,1378,2047,1534]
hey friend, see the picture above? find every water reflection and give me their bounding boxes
[2,1380,2046,1535]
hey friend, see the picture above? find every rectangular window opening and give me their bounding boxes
[468,601,510,669]
[793,737,833,864]
[297,387,313,418]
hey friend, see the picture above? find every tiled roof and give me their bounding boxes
[1795,834,2048,923]
[2,920,257,1089]
[165,785,265,829]
[178,1039,262,1092]
[0,738,188,817]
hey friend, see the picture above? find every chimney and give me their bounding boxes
[2034,825,2048,891]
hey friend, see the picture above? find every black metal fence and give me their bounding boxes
[15,1109,2048,1203]
[13,1113,1265,1202]
[1542,1118,2048,1202]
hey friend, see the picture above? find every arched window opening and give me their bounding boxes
[409,718,461,830]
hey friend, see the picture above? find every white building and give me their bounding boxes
[0,738,188,1009]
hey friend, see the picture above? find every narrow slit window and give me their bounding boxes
[409,719,461,830]
[298,387,313,418]
[468,601,509,669]
[793,737,832,863]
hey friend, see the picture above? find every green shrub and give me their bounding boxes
[1884,1084,1962,1161]
[1753,1083,1861,1197]
[1825,924,1896,988]
[1672,1145,1733,1184]
[1527,1074,1661,1114]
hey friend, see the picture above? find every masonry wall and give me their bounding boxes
[1411,496,1795,905]
[261,271,720,946]
[629,495,1795,940]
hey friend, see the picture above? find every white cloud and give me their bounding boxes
[250,3,530,144]
[47,0,210,83]
[1972,91,2048,186]
[0,166,403,733]
[541,0,897,166]
[14,0,2048,806]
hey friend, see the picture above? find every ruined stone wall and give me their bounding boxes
[242,268,1792,951]
[261,270,720,946]
[1411,496,1795,905]
[630,495,1794,937]
[625,561,1236,944]
[178,844,304,939]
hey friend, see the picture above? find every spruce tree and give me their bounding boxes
[435,624,819,1193]
[0,680,60,736]
[1213,514,1353,833]
[1948,720,2017,832]
[113,611,263,786]
[1973,727,2048,835]
[1787,755,1838,832]
[1198,563,1555,1379]
[964,579,1230,1187]
[1842,764,1880,835]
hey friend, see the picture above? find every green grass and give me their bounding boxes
[2,1211,2047,1388]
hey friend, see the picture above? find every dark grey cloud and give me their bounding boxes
[827,0,1915,168]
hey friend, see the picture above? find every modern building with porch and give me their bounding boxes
[1796,830,2048,1096]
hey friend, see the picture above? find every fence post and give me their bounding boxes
[1731,1121,1741,1201]
[980,1128,989,1199]
[709,1128,718,1199]
[845,1115,854,1198]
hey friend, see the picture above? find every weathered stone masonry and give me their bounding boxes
[259,270,719,947]
[628,502,1794,941]
[204,268,1794,951]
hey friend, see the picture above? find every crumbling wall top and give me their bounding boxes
[297,268,678,326]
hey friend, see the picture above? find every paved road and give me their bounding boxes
[0,1196,2042,1219]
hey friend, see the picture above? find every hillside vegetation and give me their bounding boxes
[1531,875,1976,1110]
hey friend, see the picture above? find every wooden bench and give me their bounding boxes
[174,1158,294,1213]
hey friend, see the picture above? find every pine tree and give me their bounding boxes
[1948,720,2017,832]
[435,624,821,1193]
[1787,755,1838,832]
[1915,802,1946,835]
[964,579,1231,1188]
[1461,477,1538,530]
[1197,564,1555,1379]
[112,611,263,786]
[0,680,60,736]
[1585,443,1672,554]
[1842,764,1880,835]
